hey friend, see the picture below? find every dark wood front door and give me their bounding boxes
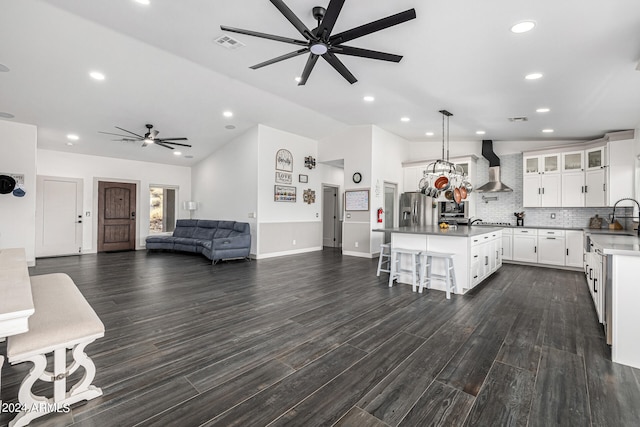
[98,181,136,252]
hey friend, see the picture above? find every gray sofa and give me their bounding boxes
[145,219,251,263]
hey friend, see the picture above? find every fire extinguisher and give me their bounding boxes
[377,208,384,223]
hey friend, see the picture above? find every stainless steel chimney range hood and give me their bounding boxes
[475,140,513,193]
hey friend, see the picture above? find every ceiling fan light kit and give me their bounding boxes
[99,124,191,150]
[221,0,416,85]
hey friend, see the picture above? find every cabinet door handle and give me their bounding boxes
[589,268,593,280]
[585,185,588,193]
[594,278,597,293]
[534,246,537,253]
[542,188,545,194]
[566,249,569,256]
[502,248,504,255]
[603,183,606,192]
[547,237,556,240]
[538,188,541,194]
[581,186,584,193]
[485,256,488,266]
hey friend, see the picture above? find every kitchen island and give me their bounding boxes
[374,225,503,295]
[588,233,640,369]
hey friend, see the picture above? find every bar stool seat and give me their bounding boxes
[389,248,422,292]
[376,243,391,277]
[419,251,457,299]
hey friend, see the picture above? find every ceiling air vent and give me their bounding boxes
[214,35,245,50]
[508,116,528,122]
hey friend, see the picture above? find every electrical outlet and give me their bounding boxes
[355,242,359,248]
[86,211,91,217]
[550,213,556,219]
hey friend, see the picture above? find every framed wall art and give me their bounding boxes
[275,171,292,184]
[274,185,296,202]
[298,174,308,183]
[275,149,293,172]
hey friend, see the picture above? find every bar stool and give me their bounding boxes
[376,243,391,277]
[419,251,456,299]
[389,248,422,291]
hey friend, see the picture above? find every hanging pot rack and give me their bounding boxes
[424,110,466,178]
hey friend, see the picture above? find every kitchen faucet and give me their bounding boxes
[611,198,640,237]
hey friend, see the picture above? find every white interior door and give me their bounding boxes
[36,176,83,257]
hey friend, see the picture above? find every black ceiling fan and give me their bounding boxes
[99,124,191,150]
[221,0,416,85]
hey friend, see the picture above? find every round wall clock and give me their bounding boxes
[352,172,362,183]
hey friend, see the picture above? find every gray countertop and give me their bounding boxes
[589,234,640,256]
[373,225,502,237]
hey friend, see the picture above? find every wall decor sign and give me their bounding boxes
[275,171,292,184]
[274,185,296,202]
[303,189,316,204]
[275,149,293,172]
[345,189,369,211]
[298,174,308,183]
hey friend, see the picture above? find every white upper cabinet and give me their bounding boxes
[586,146,606,170]
[561,150,586,207]
[562,151,584,172]
[606,137,635,206]
[522,153,561,207]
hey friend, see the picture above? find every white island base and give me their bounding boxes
[386,226,503,296]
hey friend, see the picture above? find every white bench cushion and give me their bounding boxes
[7,273,104,360]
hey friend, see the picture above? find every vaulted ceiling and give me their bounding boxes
[1,0,639,166]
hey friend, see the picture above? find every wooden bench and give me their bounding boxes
[6,273,104,427]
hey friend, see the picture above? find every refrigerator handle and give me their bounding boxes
[413,201,418,224]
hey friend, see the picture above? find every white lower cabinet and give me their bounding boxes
[470,231,502,288]
[537,230,566,266]
[501,228,513,261]
[565,230,584,267]
[512,228,538,262]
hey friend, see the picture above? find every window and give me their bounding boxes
[149,186,178,234]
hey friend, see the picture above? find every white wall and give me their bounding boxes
[370,126,409,253]
[37,149,191,252]
[0,121,37,265]
[191,126,259,254]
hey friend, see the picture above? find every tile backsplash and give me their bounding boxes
[473,153,633,229]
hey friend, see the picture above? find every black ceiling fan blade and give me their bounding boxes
[322,51,357,84]
[158,141,192,147]
[270,0,315,40]
[220,26,308,46]
[100,131,142,139]
[154,141,175,150]
[156,137,188,141]
[298,54,320,86]
[332,45,403,62]
[330,9,416,45]
[315,0,345,39]
[115,126,145,139]
[251,48,309,70]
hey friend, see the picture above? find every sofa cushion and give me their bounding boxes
[193,225,216,240]
[173,237,198,246]
[218,221,236,230]
[214,228,233,238]
[173,220,197,238]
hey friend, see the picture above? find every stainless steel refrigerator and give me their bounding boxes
[399,192,436,226]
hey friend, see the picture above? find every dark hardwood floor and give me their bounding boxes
[2,249,640,426]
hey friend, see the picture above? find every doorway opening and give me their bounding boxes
[383,182,397,243]
[322,185,341,248]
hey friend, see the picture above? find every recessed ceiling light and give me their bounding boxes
[536,108,550,113]
[525,73,543,80]
[510,21,536,34]
[173,151,182,156]
[425,132,434,136]
[223,111,233,118]
[67,134,79,141]
[542,129,554,133]
[0,112,15,119]
[363,95,375,102]
[89,71,105,81]
[0,64,9,72]
[401,117,410,122]
[66,142,74,146]
[134,0,150,5]
[476,131,486,135]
